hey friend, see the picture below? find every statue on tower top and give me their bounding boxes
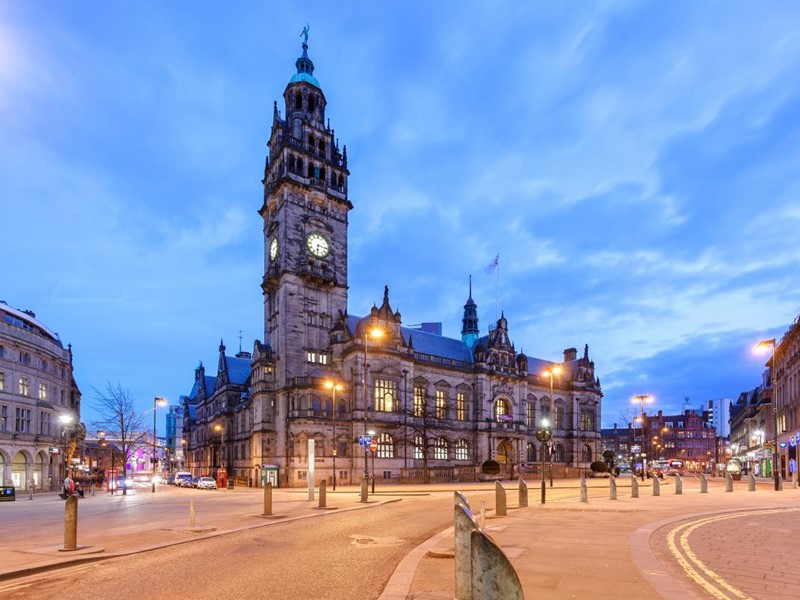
[300,23,310,45]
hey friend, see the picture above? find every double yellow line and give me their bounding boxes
[665,508,799,599]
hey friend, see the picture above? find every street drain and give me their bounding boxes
[350,534,406,547]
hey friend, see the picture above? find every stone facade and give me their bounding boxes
[182,40,603,487]
[0,301,81,490]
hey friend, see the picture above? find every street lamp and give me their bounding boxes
[367,428,377,494]
[324,379,343,490]
[213,423,225,474]
[755,338,780,491]
[536,418,552,504]
[59,414,74,483]
[152,397,167,493]
[363,325,384,484]
[632,395,653,481]
[542,367,561,487]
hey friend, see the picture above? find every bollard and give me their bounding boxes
[454,490,471,510]
[470,529,524,600]
[495,481,507,516]
[479,501,486,529]
[652,476,660,497]
[360,477,368,503]
[518,479,528,508]
[700,473,708,493]
[631,475,639,498]
[318,480,327,508]
[189,499,196,528]
[63,495,78,551]
[580,476,588,503]
[778,475,783,491]
[28,483,33,500]
[675,474,682,495]
[726,473,734,492]
[263,482,273,516]
[454,503,480,600]
[90,482,95,497]
[748,472,756,492]
[540,479,546,504]
[609,476,617,500]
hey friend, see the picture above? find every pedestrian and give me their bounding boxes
[61,474,75,500]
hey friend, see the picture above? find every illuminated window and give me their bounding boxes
[377,433,394,458]
[582,444,592,462]
[579,410,595,431]
[526,402,534,427]
[0,371,4,391]
[15,408,31,433]
[435,390,446,420]
[18,377,30,396]
[554,405,564,429]
[0,405,7,431]
[413,435,424,459]
[494,399,511,421]
[527,443,537,462]
[39,382,47,400]
[434,438,448,460]
[374,379,397,412]
[413,387,425,417]
[455,439,469,461]
[457,393,467,421]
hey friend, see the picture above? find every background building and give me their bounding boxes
[182,39,603,487]
[773,313,800,479]
[0,301,81,490]
[697,398,731,438]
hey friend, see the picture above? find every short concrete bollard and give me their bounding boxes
[318,480,327,508]
[495,481,507,516]
[470,529,524,600]
[454,490,471,510]
[748,472,756,491]
[652,476,660,497]
[454,503,480,600]
[518,479,528,508]
[360,477,368,503]
[631,475,639,498]
[726,473,734,492]
[700,473,708,493]
[190,499,196,527]
[63,495,78,551]
[778,475,783,491]
[675,474,682,495]
[263,482,273,516]
[609,476,617,500]
[28,483,33,500]
[580,476,588,503]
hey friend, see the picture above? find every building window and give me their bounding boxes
[580,410,595,431]
[455,439,469,461]
[457,392,467,421]
[377,433,394,458]
[413,387,425,417]
[527,442,537,462]
[40,412,52,436]
[495,398,511,421]
[582,444,592,462]
[20,352,31,365]
[553,443,564,462]
[0,405,7,431]
[18,376,30,396]
[374,379,397,412]
[0,345,4,358]
[15,408,31,433]
[435,390,446,420]
[39,382,47,400]
[554,405,564,429]
[413,435,424,459]
[434,438,448,460]
[0,371,4,391]
[526,402,534,428]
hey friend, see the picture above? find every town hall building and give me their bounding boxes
[182,38,603,487]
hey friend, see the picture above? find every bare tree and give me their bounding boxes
[92,382,146,495]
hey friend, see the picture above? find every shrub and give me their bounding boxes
[589,460,608,473]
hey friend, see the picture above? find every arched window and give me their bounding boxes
[294,92,302,110]
[553,443,564,462]
[297,158,304,175]
[319,140,325,154]
[377,433,394,458]
[288,154,296,173]
[582,444,592,463]
[527,442,537,462]
[494,398,510,421]
[554,404,564,429]
[337,174,345,189]
[308,134,315,150]
[320,167,326,183]
[308,95,316,112]
[307,163,314,178]
[434,438,448,460]
[311,395,321,413]
[413,435,424,459]
[336,399,346,416]
[526,402,534,428]
[455,439,469,461]
[540,403,551,425]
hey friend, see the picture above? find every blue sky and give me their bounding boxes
[2,1,799,430]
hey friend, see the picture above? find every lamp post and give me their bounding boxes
[536,418,552,504]
[632,395,653,481]
[59,414,73,484]
[756,338,781,491]
[213,423,225,473]
[152,397,167,493]
[542,367,561,487]
[367,429,377,494]
[363,325,384,484]
[324,380,343,490]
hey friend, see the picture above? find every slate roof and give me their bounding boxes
[226,356,252,385]
[188,376,217,401]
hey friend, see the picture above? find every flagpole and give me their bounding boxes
[495,253,500,321]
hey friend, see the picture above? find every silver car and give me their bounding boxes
[196,477,217,490]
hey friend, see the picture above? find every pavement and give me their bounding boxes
[1,476,798,599]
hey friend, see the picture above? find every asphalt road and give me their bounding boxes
[0,488,497,600]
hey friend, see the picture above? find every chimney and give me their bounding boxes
[564,348,577,362]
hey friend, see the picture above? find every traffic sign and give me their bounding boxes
[358,435,373,447]
[369,440,378,452]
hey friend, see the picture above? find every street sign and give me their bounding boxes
[358,435,373,447]
[369,440,378,452]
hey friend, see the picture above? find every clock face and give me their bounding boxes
[306,233,329,258]
[269,238,278,261]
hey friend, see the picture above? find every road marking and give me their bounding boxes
[665,508,800,600]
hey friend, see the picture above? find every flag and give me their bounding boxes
[485,253,499,274]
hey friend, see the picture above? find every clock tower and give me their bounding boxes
[259,38,352,391]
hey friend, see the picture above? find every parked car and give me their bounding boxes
[175,473,193,487]
[190,477,201,488]
[196,477,217,490]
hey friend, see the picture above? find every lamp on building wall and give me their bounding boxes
[152,397,167,493]
[324,379,343,490]
[542,366,561,487]
[755,338,780,491]
[363,325,384,486]
[632,395,653,481]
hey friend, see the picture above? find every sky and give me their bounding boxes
[2,1,799,431]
